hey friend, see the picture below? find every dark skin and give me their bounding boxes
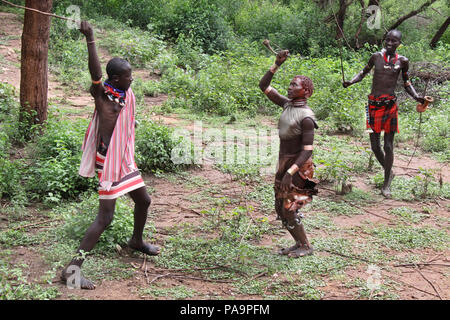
[259,50,315,257]
[61,21,159,290]
[343,31,424,198]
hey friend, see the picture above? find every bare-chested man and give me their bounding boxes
[61,21,160,290]
[259,50,319,258]
[343,30,424,198]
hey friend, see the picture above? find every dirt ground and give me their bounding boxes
[0,11,448,300]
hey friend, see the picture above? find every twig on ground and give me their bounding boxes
[10,219,55,230]
[149,273,171,284]
[394,263,450,268]
[322,249,375,264]
[391,276,439,298]
[415,265,443,300]
[242,271,267,285]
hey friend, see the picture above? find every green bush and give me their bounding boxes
[101,25,166,68]
[135,119,184,173]
[48,19,90,90]
[152,0,234,53]
[56,193,136,252]
[25,117,97,205]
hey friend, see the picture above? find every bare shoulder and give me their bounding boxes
[398,55,409,68]
[398,55,409,63]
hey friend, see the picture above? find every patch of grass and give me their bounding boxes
[247,182,275,215]
[305,198,362,217]
[372,172,450,201]
[140,285,198,300]
[0,229,42,247]
[347,277,400,300]
[52,192,156,252]
[303,212,337,232]
[343,188,375,203]
[0,260,60,300]
[368,225,449,251]
[388,207,428,224]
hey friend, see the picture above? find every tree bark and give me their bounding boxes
[386,0,437,35]
[354,0,366,48]
[335,0,352,39]
[20,0,53,126]
[430,16,450,48]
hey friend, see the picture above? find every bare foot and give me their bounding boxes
[60,268,96,290]
[381,171,395,198]
[288,245,314,258]
[381,187,391,198]
[128,240,160,256]
[278,243,300,256]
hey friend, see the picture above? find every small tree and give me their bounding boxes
[19,0,53,128]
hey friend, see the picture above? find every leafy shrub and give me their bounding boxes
[48,19,90,90]
[0,158,26,203]
[152,0,234,53]
[25,117,97,205]
[101,25,166,68]
[0,260,60,300]
[56,193,136,252]
[135,119,184,173]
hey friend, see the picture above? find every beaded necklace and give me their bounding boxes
[383,50,399,70]
[104,81,126,108]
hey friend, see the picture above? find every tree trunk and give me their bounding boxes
[20,0,53,126]
[430,16,450,48]
[354,0,365,48]
[386,0,437,36]
[335,0,350,39]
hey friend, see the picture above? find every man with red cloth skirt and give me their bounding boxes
[343,30,425,198]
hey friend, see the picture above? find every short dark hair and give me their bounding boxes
[106,58,131,79]
[386,29,402,40]
[294,75,314,98]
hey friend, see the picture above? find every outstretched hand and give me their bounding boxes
[79,21,94,40]
[275,50,289,66]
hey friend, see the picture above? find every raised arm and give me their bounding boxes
[279,117,315,192]
[79,21,103,95]
[401,58,425,104]
[259,50,290,107]
[342,53,376,88]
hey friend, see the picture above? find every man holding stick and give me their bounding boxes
[61,21,160,290]
[343,30,425,198]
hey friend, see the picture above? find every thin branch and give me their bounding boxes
[0,0,78,22]
[386,0,438,34]
[415,266,443,300]
[394,263,450,268]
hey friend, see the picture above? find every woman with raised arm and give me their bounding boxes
[259,50,318,258]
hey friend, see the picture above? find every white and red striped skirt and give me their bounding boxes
[96,152,145,200]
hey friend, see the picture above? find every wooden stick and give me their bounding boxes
[390,275,439,298]
[1,0,79,22]
[394,263,450,268]
[415,266,443,300]
[10,219,55,230]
